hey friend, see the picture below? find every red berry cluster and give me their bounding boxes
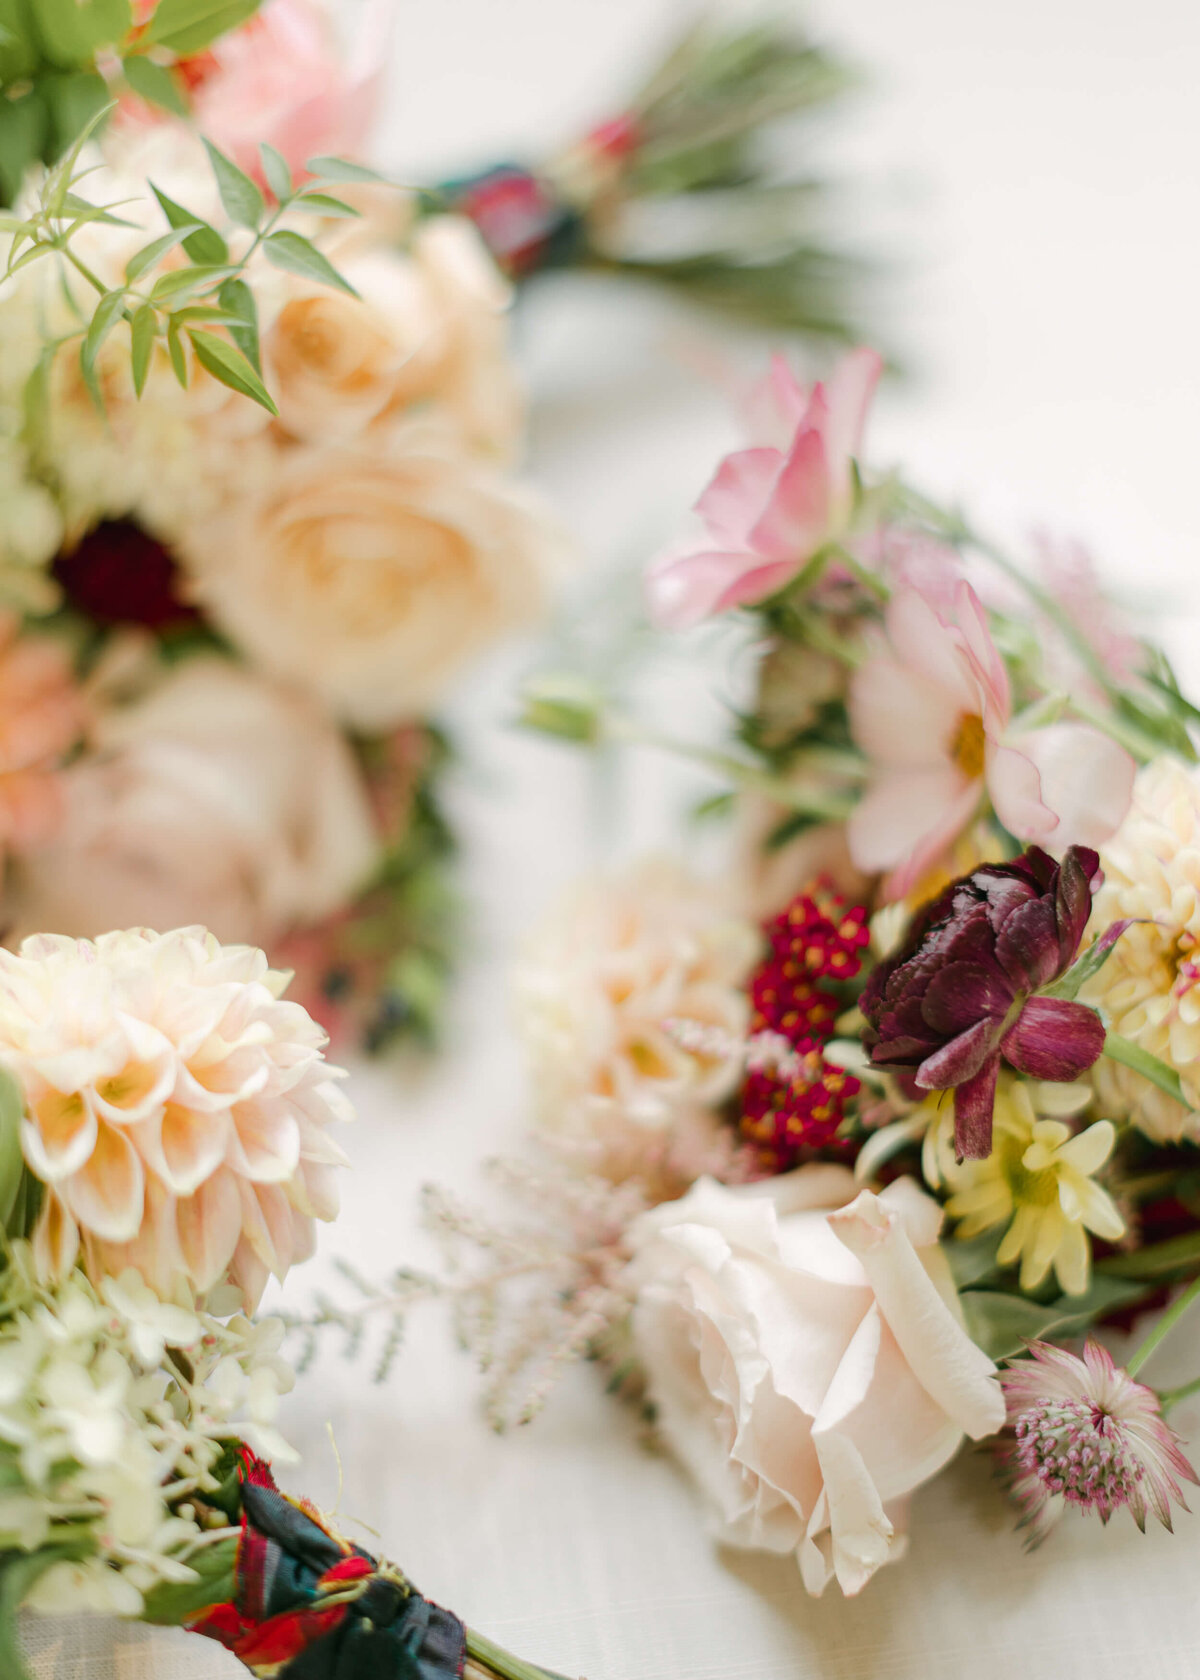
[740,884,870,1171]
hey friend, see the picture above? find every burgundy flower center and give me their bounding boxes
[951,710,987,779]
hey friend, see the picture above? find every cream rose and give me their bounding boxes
[6,657,379,948]
[176,431,564,728]
[627,1169,1004,1596]
[266,218,524,459]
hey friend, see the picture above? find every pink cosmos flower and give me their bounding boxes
[646,348,883,630]
[847,580,1135,900]
[1001,1340,1197,1544]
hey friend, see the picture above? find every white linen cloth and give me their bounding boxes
[24,0,1200,1673]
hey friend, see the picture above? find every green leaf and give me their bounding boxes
[187,328,277,415]
[944,1228,1004,1291]
[40,71,111,158]
[121,53,189,118]
[293,191,362,219]
[0,88,46,207]
[0,1066,23,1233]
[203,137,263,229]
[81,286,127,375]
[149,262,232,302]
[258,142,292,204]
[1043,923,1131,1001]
[140,1536,238,1626]
[20,349,54,462]
[125,225,200,283]
[216,275,259,370]
[130,302,156,397]
[28,0,132,69]
[961,1274,1149,1362]
[1103,1032,1190,1110]
[145,0,262,56]
[263,230,357,295]
[305,155,388,184]
[166,315,188,388]
[151,184,229,265]
[0,1544,92,1680]
[0,0,39,83]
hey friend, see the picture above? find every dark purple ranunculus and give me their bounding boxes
[860,846,1108,1161]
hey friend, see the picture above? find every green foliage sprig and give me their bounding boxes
[2,114,379,444]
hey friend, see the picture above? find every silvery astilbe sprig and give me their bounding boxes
[285,1156,646,1431]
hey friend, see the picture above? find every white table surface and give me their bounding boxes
[24,1,1200,1674]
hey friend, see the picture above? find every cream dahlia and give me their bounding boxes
[0,928,350,1309]
[1083,759,1200,1140]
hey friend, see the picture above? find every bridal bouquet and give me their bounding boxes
[298,345,1200,1597]
[0,0,566,1052]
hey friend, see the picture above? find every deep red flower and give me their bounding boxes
[860,846,1107,1162]
[54,521,199,630]
[739,884,869,1169]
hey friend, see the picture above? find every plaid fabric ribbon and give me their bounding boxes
[188,1451,466,1679]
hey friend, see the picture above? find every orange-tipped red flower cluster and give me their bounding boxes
[740,885,870,1169]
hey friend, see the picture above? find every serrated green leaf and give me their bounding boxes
[151,184,228,264]
[81,286,127,374]
[305,155,388,184]
[130,302,156,396]
[263,230,357,296]
[166,316,188,388]
[187,328,277,415]
[121,53,189,117]
[149,262,232,302]
[216,276,259,370]
[125,225,198,282]
[145,0,262,56]
[203,137,263,229]
[294,191,362,219]
[259,142,292,203]
[28,0,132,69]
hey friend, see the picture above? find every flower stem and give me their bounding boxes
[1158,1373,1200,1413]
[1127,1271,1200,1378]
[605,717,856,819]
[466,1628,573,1680]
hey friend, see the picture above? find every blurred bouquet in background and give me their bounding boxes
[297,343,1200,1598]
[0,0,568,1052]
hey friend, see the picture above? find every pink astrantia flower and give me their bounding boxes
[1001,1340,1197,1545]
[847,579,1135,900]
[646,348,883,630]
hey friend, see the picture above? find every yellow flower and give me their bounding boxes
[930,1080,1124,1295]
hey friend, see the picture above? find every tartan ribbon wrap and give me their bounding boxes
[188,1451,467,1679]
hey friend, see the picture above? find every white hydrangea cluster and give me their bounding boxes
[0,1246,294,1619]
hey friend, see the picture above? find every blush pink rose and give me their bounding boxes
[847,580,1135,900]
[646,348,882,630]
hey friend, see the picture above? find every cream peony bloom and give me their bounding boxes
[1083,758,1200,1140]
[627,1168,1004,1596]
[6,657,379,949]
[176,430,564,728]
[515,859,760,1135]
[266,218,524,458]
[0,927,351,1308]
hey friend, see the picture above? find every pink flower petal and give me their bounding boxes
[884,589,980,713]
[954,1056,1000,1160]
[1009,723,1135,850]
[820,348,883,501]
[748,421,831,561]
[986,742,1057,841]
[645,549,770,630]
[916,1017,1002,1090]
[849,658,961,770]
[177,1169,243,1293]
[953,581,1011,726]
[695,448,783,545]
[743,354,808,449]
[848,765,981,889]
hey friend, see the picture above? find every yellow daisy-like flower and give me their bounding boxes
[929,1080,1125,1295]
